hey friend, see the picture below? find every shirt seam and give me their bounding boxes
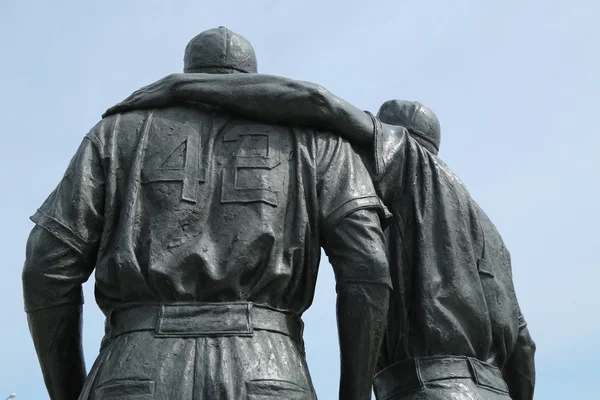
[30,211,89,256]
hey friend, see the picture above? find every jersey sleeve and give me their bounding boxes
[315,131,389,230]
[316,132,392,289]
[23,129,106,311]
[30,133,105,256]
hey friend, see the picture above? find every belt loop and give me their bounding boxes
[247,302,254,325]
[466,357,481,386]
[108,309,116,336]
[414,358,425,388]
[296,315,305,355]
[100,309,115,349]
[156,304,166,333]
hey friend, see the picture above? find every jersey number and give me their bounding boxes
[221,126,282,207]
[142,122,206,203]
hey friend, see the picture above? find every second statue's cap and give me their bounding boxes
[377,100,441,152]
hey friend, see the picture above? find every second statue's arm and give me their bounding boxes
[104,73,375,144]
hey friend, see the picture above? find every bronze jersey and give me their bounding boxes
[371,120,522,369]
[25,106,389,316]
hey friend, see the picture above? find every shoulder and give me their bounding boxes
[93,106,218,142]
[431,155,468,187]
[313,130,360,164]
[90,110,150,143]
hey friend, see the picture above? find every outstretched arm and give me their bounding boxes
[104,73,375,144]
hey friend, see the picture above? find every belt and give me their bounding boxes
[373,356,509,400]
[104,302,303,343]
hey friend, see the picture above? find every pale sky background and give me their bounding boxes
[1,0,598,399]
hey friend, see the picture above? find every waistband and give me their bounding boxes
[373,356,509,399]
[104,302,304,343]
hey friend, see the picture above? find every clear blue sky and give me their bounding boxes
[1,1,597,399]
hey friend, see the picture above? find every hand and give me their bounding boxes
[102,73,181,118]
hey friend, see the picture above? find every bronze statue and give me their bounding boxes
[23,28,392,400]
[106,71,537,400]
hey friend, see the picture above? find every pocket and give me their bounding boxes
[94,379,155,400]
[245,379,311,400]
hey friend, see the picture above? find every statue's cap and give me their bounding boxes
[183,26,257,73]
[377,100,441,151]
